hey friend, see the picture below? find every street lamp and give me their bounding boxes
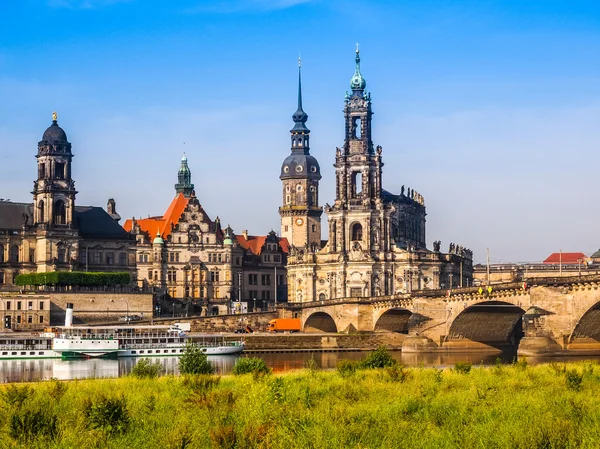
[253,297,256,312]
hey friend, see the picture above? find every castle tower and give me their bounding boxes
[279,59,322,249]
[175,153,194,197]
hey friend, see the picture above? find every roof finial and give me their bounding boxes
[52,111,57,122]
[356,42,359,53]
[298,55,301,68]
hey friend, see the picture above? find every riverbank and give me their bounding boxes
[2,361,600,448]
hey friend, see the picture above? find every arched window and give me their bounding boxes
[351,223,363,241]
[57,243,66,263]
[38,200,44,223]
[351,172,362,197]
[0,244,4,263]
[9,245,19,263]
[319,293,326,301]
[352,117,362,139]
[53,200,66,225]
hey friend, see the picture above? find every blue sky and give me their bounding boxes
[1,0,599,264]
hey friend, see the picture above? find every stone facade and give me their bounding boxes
[125,157,289,314]
[0,114,137,288]
[283,50,473,304]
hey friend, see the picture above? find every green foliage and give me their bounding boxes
[337,359,358,377]
[305,353,319,374]
[1,362,600,448]
[232,357,271,376]
[178,342,214,375]
[1,384,33,408]
[513,357,528,371]
[565,370,583,391]
[131,358,163,379]
[15,271,131,287]
[454,362,472,374]
[358,346,397,369]
[10,408,58,442]
[84,394,130,434]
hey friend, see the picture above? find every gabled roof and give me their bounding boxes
[123,193,190,240]
[543,252,587,264]
[236,234,289,256]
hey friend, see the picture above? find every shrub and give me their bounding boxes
[179,342,214,375]
[454,362,472,374]
[131,358,163,379]
[84,394,130,434]
[386,364,410,383]
[2,385,33,408]
[232,357,271,376]
[305,354,319,374]
[566,370,583,391]
[337,360,358,378]
[9,408,58,442]
[15,271,131,287]
[182,375,221,393]
[359,346,397,369]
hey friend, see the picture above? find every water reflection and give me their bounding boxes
[3,351,600,383]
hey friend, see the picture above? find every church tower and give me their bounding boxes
[175,154,194,197]
[327,46,386,256]
[279,60,322,249]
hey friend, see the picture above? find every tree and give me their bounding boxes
[178,342,214,375]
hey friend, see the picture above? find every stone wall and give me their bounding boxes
[153,312,277,333]
[49,292,153,325]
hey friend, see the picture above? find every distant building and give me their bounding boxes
[124,156,288,314]
[0,114,136,291]
[283,51,473,303]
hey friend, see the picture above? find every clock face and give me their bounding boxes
[295,218,304,226]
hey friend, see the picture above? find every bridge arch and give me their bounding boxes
[304,312,337,333]
[447,301,525,348]
[570,301,600,343]
[374,308,412,333]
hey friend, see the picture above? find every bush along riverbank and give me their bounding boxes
[2,351,600,448]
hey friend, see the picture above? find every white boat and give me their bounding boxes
[0,325,245,360]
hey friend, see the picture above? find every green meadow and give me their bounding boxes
[1,358,600,448]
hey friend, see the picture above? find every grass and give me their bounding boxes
[2,361,600,448]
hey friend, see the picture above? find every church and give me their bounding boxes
[281,50,473,303]
[0,114,137,287]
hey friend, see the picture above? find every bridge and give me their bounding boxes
[282,274,600,354]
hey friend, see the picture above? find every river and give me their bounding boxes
[4,350,600,383]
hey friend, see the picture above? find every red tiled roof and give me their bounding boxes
[236,235,289,255]
[543,252,587,264]
[123,193,190,240]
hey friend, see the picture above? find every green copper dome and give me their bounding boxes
[349,48,366,91]
[153,231,164,245]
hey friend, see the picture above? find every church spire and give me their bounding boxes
[349,44,367,94]
[175,153,194,197]
[291,57,309,135]
[290,57,310,154]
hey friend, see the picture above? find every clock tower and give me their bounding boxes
[279,60,322,249]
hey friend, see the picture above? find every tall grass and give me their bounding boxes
[2,362,600,448]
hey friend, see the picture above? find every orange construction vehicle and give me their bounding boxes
[267,318,301,333]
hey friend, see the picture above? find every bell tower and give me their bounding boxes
[279,59,322,249]
[33,112,77,228]
[175,153,194,197]
[32,112,80,272]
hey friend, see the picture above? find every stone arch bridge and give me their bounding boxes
[282,275,600,353]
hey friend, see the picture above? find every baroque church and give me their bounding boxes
[124,156,289,315]
[281,50,473,303]
[0,114,137,287]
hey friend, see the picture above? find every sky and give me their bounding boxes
[1,0,599,265]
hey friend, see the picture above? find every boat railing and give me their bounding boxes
[0,344,52,351]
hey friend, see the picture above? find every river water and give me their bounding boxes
[3,350,600,383]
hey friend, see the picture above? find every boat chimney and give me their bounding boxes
[65,303,74,327]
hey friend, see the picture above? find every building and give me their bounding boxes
[0,114,137,290]
[125,156,289,314]
[283,50,473,303]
